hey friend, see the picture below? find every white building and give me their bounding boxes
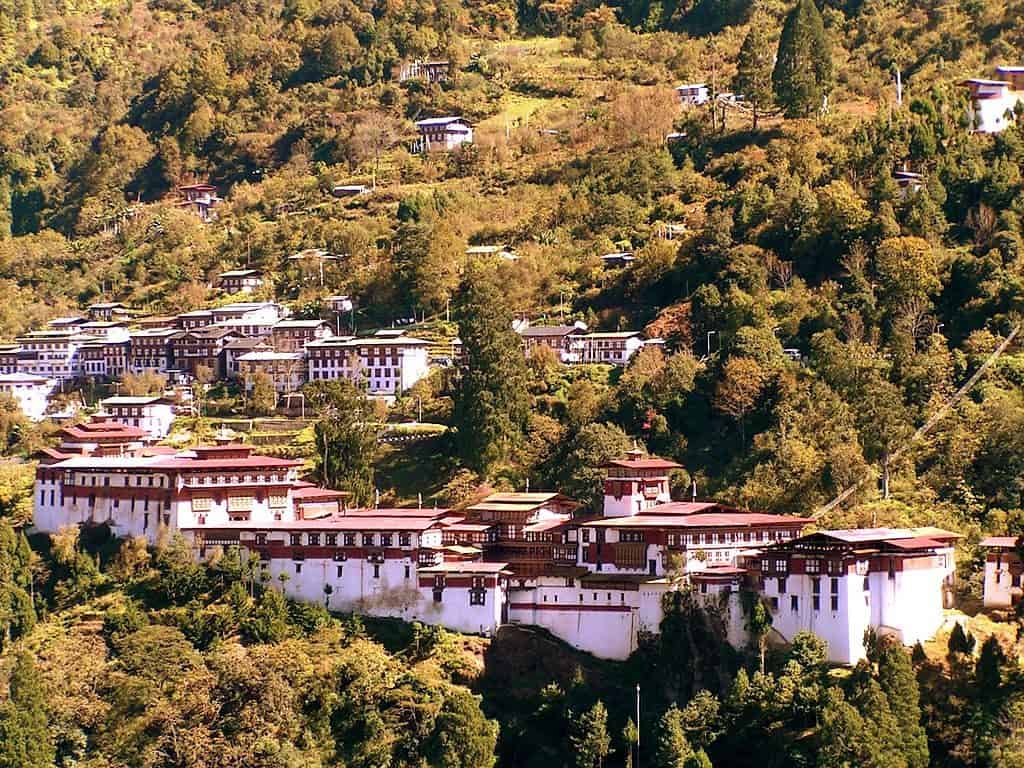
[960,69,1024,133]
[100,396,177,441]
[676,84,709,106]
[414,117,473,152]
[0,373,56,420]
[979,536,1022,609]
[756,528,960,665]
[306,334,432,396]
[237,351,306,395]
[14,330,98,382]
[217,269,265,294]
[578,331,655,366]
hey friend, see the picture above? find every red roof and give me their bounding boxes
[185,516,443,531]
[586,511,811,529]
[638,501,720,516]
[292,486,350,501]
[980,536,1020,548]
[61,423,148,441]
[883,537,946,550]
[601,458,682,470]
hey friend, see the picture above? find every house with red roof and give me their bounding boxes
[979,536,1022,609]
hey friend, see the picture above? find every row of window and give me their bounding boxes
[70,474,167,488]
[272,531,414,548]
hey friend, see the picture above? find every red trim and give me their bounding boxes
[508,602,633,613]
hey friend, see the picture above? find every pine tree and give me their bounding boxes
[453,264,530,474]
[570,701,611,768]
[877,642,929,768]
[655,705,693,768]
[0,652,54,768]
[947,622,976,657]
[734,18,775,129]
[772,0,833,118]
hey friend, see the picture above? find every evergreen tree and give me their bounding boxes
[947,622,976,657]
[0,652,54,768]
[305,379,380,505]
[570,701,611,768]
[772,0,833,118]
[453,264,530,474]
[734,18,775,129]
[877,642,929,768]
[655,705,693,768]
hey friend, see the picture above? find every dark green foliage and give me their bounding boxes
[570,700,611,768]
[0,652,54,768]
[772,0,833,117]
[305,379,381,506]
[453,265,530,473]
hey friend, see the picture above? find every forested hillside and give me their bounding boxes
[4,0,1024,764]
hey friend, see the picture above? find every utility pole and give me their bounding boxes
[635,684,641,768]
[706,330,716,356]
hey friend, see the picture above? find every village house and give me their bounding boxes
[518,324,587,364]
[414,117,473,152]
[14,329,99,382]
[306,333,432,397]
[224,337,275,379]
[78,341,108,380]
[397,60,450,83]
[237,351,306,395]
[100,395,177,441]
[332,184,371,198]
[578,331,659,366]
[0,344,20,374]
[128,328,181,375]
[676,84,709,106]
[217,269,265,294]
[466,245,518,261]
[87,302,132,322]
[178,183,222,221]
[979,536,1022,610]
[270,319,334,352]
[171,326,238,379]
[960,68,1024,133]
[601,252,636,269]
[0,373,56,420]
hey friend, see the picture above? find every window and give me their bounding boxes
[373,564,380,578]
[470,589,486,606]
[404,565,410,579]
[791,595,799,611]
[255,533,267,545]
[295,563,302,574]
[336,565,343,578]
[620,531,644,543]
[777,577,787,594]
[326,533,337,546]
[700,582,708,594]
[381,534,393,547]
[769,597,779,610]
[344,533,356,546]
[827,559,843,575]
[774,558,787,573]
[812,595,821,611]
[582,529,591,543]
[290,533,301,546]
[805,558,821,574]
[306,533,319,546]
[830,595,839,612]
[363,533,375,546]
[433,588,443,603]
[830,577,839,594]
[399,533,411,546]
[811,577,821,594]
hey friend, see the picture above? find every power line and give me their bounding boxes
[812,324,1021,520]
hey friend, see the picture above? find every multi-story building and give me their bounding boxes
[518,324,587,363]
[128,328,181,374]
[100,396,177,441]
[87,302,132,322]
[217,269,264,293]
[224,337,275,379]
[237,351,306,395]
[414,117,473,152]
[0,373,56,420]
[14,330,98,382]
[578,331,658,365]
[0,344,19,374]
[170,327,237,378]
[960,68,1024,133]
[179,184,222,221]
[979,536,1022,609]
[754,528,960,664]
[270,319,334,352]
[306,333,432,396]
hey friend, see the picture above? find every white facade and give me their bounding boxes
[980,537,1022,609]
[100,396,177,441]
[676,84,709,105]
[306,335,432,395]
[415,117,473,152]
[0,373,56,420]
[578,332,651,366]
[14,330,97,382]
[961,70,1024,133]
[217,270,263,293]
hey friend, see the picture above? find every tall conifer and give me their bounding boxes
[772,0,833,117]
